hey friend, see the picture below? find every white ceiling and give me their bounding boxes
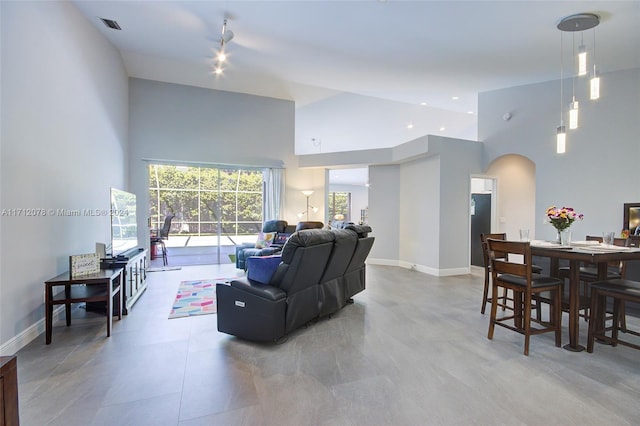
[72,1,640,183]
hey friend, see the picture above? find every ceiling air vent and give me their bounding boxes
[99,18,121,30]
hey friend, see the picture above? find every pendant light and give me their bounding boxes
[556,126,567,154]
[577,33,587,76]
[556,32,566,154]
[569,33,579,130]
[555,13,600,153]
[569,100,579,130]
[590,29,600,100]
[590,69,600,100]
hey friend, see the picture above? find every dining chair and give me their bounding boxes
[480,233,543,315]
[627,236,640,248]
[486,239,563,356]
[480,233,509,314]
[587,278,640,353]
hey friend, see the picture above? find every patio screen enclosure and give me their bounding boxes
[149,164,265,260]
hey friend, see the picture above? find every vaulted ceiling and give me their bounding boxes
[73,1,640,159]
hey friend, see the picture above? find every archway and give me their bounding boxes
[486,154,536,239]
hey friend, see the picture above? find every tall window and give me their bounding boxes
[148,164,264,237]
[327,191,351,222]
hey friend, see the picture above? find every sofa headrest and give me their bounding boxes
[295,221,324,231]
[280,229,334,264]
[345,224,372,238]
[331,228,359,243]
[263,220,288,233]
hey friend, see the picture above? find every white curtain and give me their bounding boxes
[264,168,285,221]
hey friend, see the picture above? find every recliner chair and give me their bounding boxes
[235,220,290,270]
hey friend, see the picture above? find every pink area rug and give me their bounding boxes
[168,279,220,319]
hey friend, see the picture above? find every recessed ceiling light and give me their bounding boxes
[467,111,475,115]
[420,102,427,106]
[439,126,446,131]
[407,123,414,129]
[452,96,459,100]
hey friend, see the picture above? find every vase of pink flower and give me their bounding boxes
[546,206,584,243]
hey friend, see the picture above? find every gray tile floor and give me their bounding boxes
[15,264,640,425]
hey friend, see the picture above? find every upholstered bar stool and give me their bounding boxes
[587,279,640,353]
[486,239,563,356]
[480,233,509,314]
[480,233,543,315]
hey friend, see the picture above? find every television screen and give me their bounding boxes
[110,188,138,256]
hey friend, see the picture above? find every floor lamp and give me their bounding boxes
[297,190,318,221]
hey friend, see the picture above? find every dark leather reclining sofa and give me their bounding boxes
[234,220,325,270]
[216,224,374,342]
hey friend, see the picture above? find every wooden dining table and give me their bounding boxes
[530,241,640,352]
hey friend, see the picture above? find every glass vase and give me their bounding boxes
[560,229,572,246]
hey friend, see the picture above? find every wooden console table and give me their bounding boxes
[0,355,19,426]
[44,268,123,344]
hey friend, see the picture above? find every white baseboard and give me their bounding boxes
[0,306,65,356]
[369,258,470,277]
[367,258,400,267]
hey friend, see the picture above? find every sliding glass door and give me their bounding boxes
[149,164,264,264]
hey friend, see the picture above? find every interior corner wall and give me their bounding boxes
[0,2,129,352]
[398,156,440,270]
[432,136,484,272]
[127,78,303,245]
[479,68,640,241]
[368,164,400,264]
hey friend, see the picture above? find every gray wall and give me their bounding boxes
[1,2,129,352]
[127,78,298,250]
[368,164,401,264]
[399,155,440,270]
[368,135,483,275]
[479,68,640,241]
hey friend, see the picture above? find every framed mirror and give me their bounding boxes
[624,203,640,236]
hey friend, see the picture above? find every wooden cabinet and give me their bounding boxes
[0,355,19,426]
[100,248,148,315]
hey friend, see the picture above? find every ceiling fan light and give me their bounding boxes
[221,30,234,44]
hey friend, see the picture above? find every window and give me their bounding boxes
[327,191,351,222]
[148,164,264,238]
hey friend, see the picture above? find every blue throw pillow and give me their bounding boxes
[246,255,282,284]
